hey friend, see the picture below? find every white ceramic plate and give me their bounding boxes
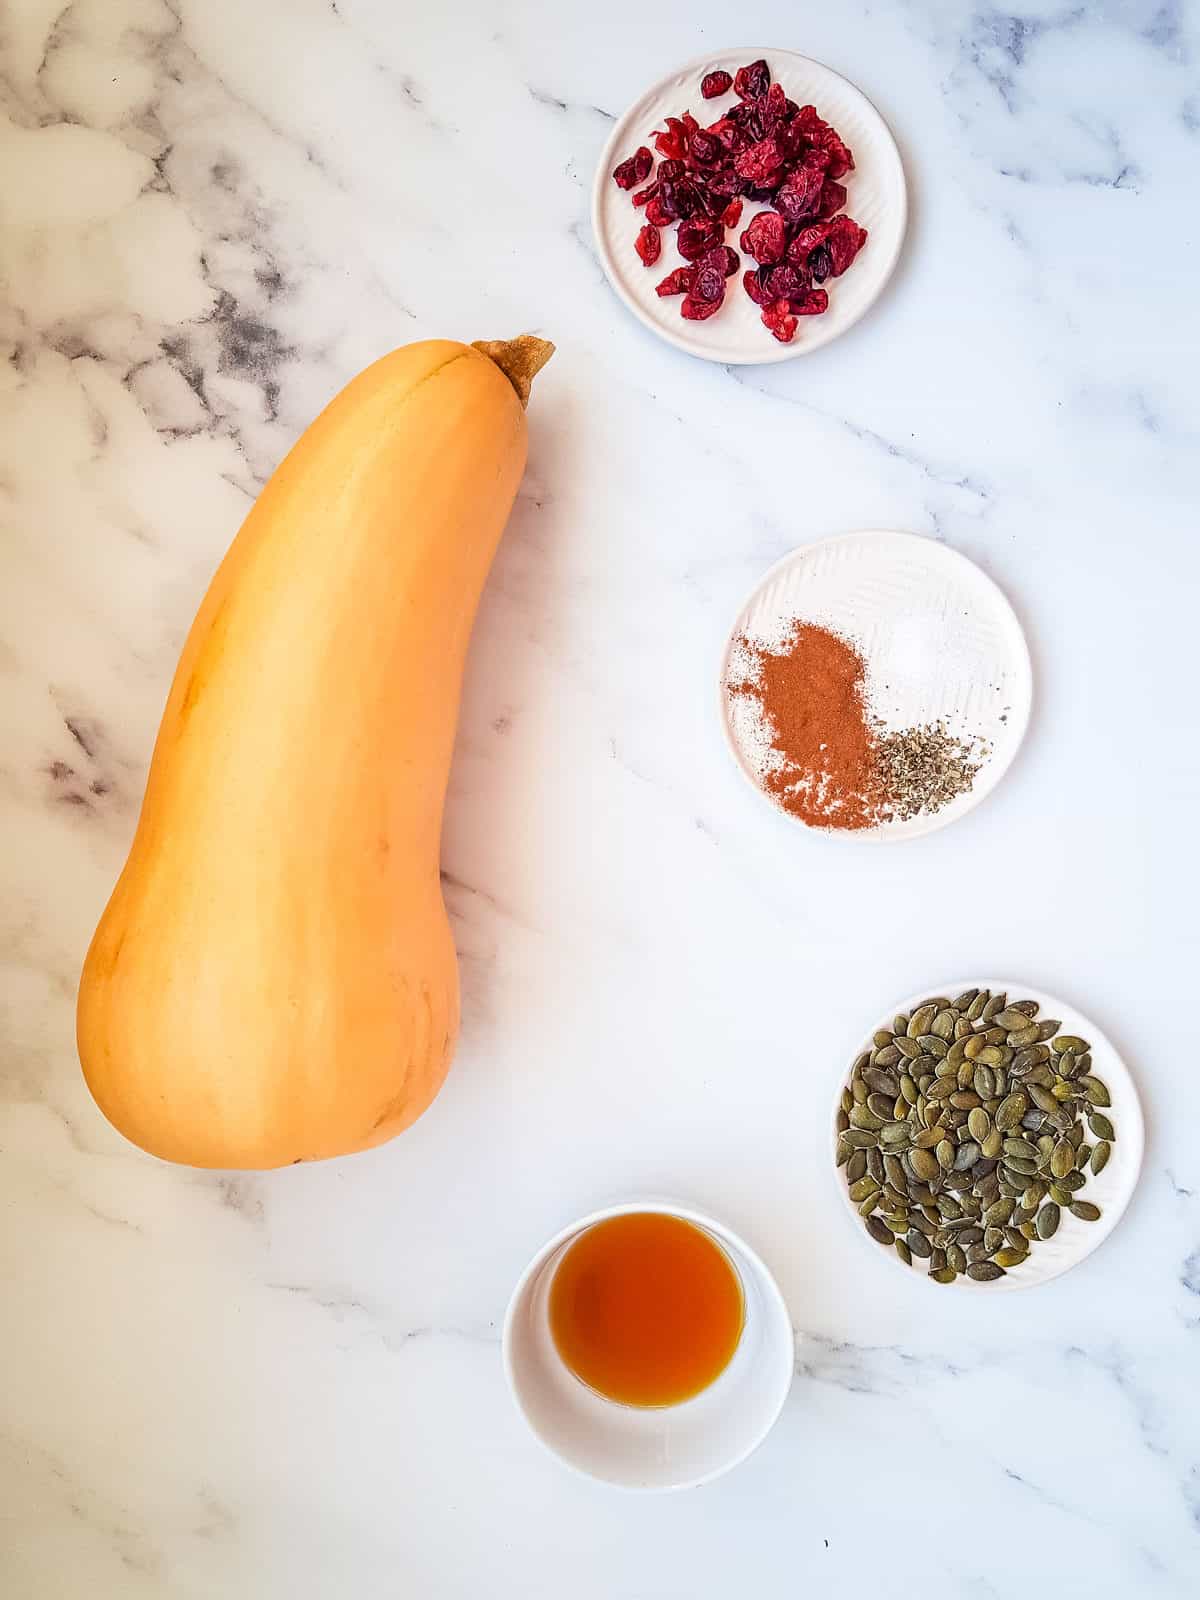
[832,983,1145,1291]
[592,47,907,364]
[719,530,1033,841]
[503,1199,794,1490]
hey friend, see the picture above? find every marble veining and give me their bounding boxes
[2,1,1199,1595]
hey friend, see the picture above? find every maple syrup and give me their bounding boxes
[548,1211,744,1408]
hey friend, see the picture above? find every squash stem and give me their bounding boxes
[472,336,555,408]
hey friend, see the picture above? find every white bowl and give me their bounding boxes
[832,982,1145,1290]
[592,47,907,364]
[502,1200,794,1490]
[719,530,1033,841]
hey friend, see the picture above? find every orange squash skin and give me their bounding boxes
[77,340,532,1168]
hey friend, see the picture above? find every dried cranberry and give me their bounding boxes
[682,111,700,134]
[773,154,828,222]
[700,244,740,278]
[707,117,740,152]
[706,168,746,198]
[763,262,804,301]
[632,181,657,208]
[645,197,673,227]
[657,159,685,182]
[740,209,787,265]
[676,218,720,261]
[613,146,653,189]
[726,101,763,140]
[688,129,722,166]
[655,266,695,297]
[794,105,854,178]
[815,178,848,220]
[742,267,772,306]
[680,294,722,321]
[692,264,726,304]
[733,58,771,101]
[653,116,689,161]
[824,215,868,273]
[719,197,743,230]
[761,298,798,343]
[635,223,661,267]
[734,137,786,186]
[758,82,790,133]
[792,288,829,315]
[701,69,734,99]
[792,215,867,277]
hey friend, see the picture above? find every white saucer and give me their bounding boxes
[502,1200,794,1490]
[592,47,907,363]
[719,531,1033,841]
[832,983,1145,1291]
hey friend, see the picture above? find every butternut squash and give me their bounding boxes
[77,335,553,1169]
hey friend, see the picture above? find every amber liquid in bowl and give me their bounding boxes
[548,1212,745,1408]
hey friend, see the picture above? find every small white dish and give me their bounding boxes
[719,530,1033,841]
[832,982,1145,1291]
[502,1199,794,1490]
[592,47,907,364]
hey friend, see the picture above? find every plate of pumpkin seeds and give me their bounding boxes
[832,983,1144,1290]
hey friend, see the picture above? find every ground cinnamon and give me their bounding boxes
[729,622,882,829]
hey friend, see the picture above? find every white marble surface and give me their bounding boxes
[2,1,1198,1594]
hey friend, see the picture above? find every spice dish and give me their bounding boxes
[719,531,1032,840]
[593,48,907,363]
[831,983,1144,1291]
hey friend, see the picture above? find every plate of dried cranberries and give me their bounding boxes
[593,50,906,363]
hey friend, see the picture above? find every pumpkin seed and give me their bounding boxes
[1036,1202,1061,1239]
[936,1139,956,1172]
[836,1139,853,1167]
[995,1092,1027,1132]
[1050,1034,1085,1054]
[966,1106,990,1143]
[1069,1200,1101,1222]
[1056,1049,1078,1079]
[1050,1139,1076,1179]
[953,1140,981,1171]
[971,1065,994,1100]
[866,1147,884,1184]
[1088,1112,1115,1142]
[967,1261,1005,1281]
[848,1175,879,1203]
[932,1009,958,1040]
[879,1124,911,1147]
[1006,1023,1041,1049]
[867,1092,897,1120]
[993,1007,1031,1031]
[858,1191,881,1217]
[865,1216,892,1246]
[966,991,990,1022]
[1050,1080,1075,1101]
[1079,1075,1111,1107]
[984,1197,1016,1227]
[846,1149,868,1185]
[908,1004,937,1038]
[894,1237,913,1265]
[994,1247,1027,1268]
[909,1147,939,1182]
[981,1128,1004,1159]
[1091,1140,1111,1176]
[906,1229,933,1259]
[983,1225,1004,1254]
[929,1266,957,1283]
[912,1127,943,1149]
[1036,1020,1061,1041]
[875,1044,901,1067]
[844,1130,879,1149]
